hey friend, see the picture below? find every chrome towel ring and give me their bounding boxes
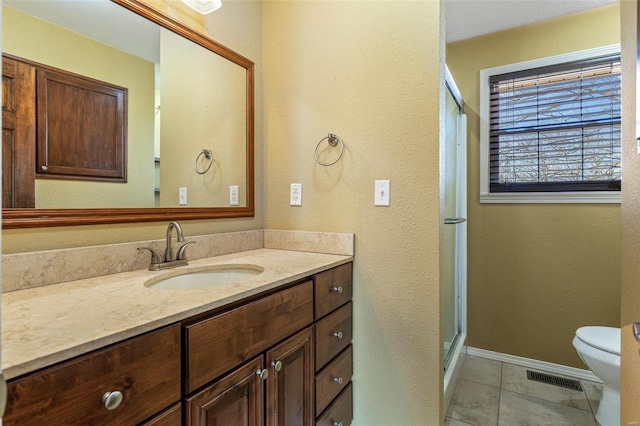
[195,149,213,174]
[314,133,344,166]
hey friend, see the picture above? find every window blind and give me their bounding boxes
[488,54,621,193]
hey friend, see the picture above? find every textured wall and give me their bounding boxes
[447,5,621,368]
[262,1,442,424]
[2,0,264,253]
[620,0,640,423]
[159,28,246,207]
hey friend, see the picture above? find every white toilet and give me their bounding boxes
[572,326,620,426]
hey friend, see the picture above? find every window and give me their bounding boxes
[479,45,621,203]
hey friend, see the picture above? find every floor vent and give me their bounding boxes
[526,370,583,392]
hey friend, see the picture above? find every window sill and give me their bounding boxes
[480,191,621,204]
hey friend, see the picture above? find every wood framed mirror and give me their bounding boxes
[2,0,254,228]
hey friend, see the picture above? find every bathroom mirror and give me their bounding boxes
[2,0,254,228]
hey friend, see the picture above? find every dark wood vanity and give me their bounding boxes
[3,262,353,425]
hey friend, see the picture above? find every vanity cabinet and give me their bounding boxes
[3,324,181,426]
[313,263,353,426]
[184,282,315,426]
[186,326,315,426]
[3,261,353,426]
[184,262,353,426]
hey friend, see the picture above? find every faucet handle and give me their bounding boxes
[176,241,196,261]
[137,247,163,268]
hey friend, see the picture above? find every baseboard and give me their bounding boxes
[466,346,603,384]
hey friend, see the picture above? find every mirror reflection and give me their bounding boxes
[3,0,247,209]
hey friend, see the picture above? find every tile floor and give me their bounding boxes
[445,355,604,426]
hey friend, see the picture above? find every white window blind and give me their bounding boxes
[488,54,621,193]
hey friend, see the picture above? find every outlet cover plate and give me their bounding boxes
[290,183,302,206]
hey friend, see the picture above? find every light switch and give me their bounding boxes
[290,183,302,206]
[179,187,187,206]
[375,180,390,206]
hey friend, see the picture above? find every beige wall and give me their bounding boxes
[262,2,442,424]
[2,0,264,253]
[447,5,622,368]
[159,28,246,207]
[3,5,156,209]
[620,0,640,423]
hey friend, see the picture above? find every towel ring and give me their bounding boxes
[314,133,344,166]
[195,149,213,174]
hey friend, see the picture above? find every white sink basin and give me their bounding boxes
[145,264,264,290]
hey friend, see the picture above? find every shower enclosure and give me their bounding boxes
[443,68,467,400]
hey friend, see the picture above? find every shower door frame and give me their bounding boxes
[443,67,467,393]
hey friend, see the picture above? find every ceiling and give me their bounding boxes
[8,0,619,57]
[446,0,620,43]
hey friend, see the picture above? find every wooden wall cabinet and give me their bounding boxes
[36,67,127,182]
[4,262,353,426]
[1,53,128,203]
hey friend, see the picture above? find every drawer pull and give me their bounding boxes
[102,391,123,410]
[333,422,343,426]
[256,369,269,380]
[332,286,344,294]
[333,377,343,385]
[333,331,344,340]
[271,360,283,372]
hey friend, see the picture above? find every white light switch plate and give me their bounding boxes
[179,187,187,205]
[290,183,302,206]
[230,185,239,206]
[375,180,390,206]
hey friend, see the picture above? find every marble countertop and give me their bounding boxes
[2,248,352,380]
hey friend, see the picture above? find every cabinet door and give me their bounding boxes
[186,356,266,426]
[36,67,127,182]
[2,55,35,208]
[266,326,314,426]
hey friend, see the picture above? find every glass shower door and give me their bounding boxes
[443,80,466,370]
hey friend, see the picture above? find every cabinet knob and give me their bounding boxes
[333,422,343,426]
[333,331,343,340]
[271,360,283,372]
[102,391,123,410]
[331,286,344,294]
[333,377,343,385]
[40,165,48,172]
[256,369,269,380]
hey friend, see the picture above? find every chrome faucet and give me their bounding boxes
[138,221,195,271]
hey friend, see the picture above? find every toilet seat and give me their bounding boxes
[576,326,620,355]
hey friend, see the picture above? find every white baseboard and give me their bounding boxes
[466,346,603,384]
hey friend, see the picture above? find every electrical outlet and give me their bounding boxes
[230,185,239,206]
[375,180,390,206]
[179,187,187,205]
[290,183,302,206]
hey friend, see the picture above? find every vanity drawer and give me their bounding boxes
[140,402,182,426]
[315,263,352,319]
[4,324,181,426]
[315,345,352,415]
[185,281,314,393]
[315,302,352,371]
[315,383,353,426]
